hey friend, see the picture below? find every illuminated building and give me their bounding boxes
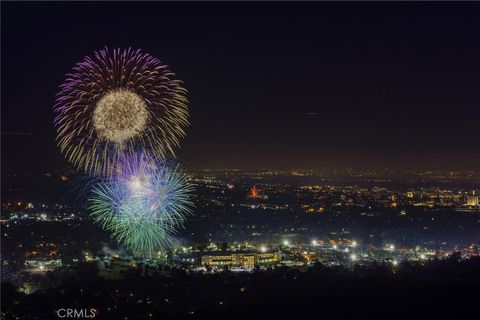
[466,191,479,206]
[201,251,281,268]
[24,258,62,273]
[256,252,281,264]
[302,252,317,263]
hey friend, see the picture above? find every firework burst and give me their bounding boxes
[89,157,193,253]
[54,47,189,176]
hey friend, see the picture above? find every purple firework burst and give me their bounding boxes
[54,47,189,176]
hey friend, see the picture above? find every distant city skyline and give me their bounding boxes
[2,3,480,173]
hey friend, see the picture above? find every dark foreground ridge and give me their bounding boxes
[2,254,479,320]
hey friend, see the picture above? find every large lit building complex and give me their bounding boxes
[201,251,281,268]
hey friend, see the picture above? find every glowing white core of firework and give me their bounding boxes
[129,176,143,193]
[127,175,151,198]
[93,89,149,144]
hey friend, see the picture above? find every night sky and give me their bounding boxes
[2,2,480,173]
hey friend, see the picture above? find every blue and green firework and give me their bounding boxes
[89,156,193,254]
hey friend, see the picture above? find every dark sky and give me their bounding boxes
[2,2,480,173]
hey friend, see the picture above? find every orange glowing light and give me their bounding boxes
[26,251,39,257]
[248,185,261,199]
